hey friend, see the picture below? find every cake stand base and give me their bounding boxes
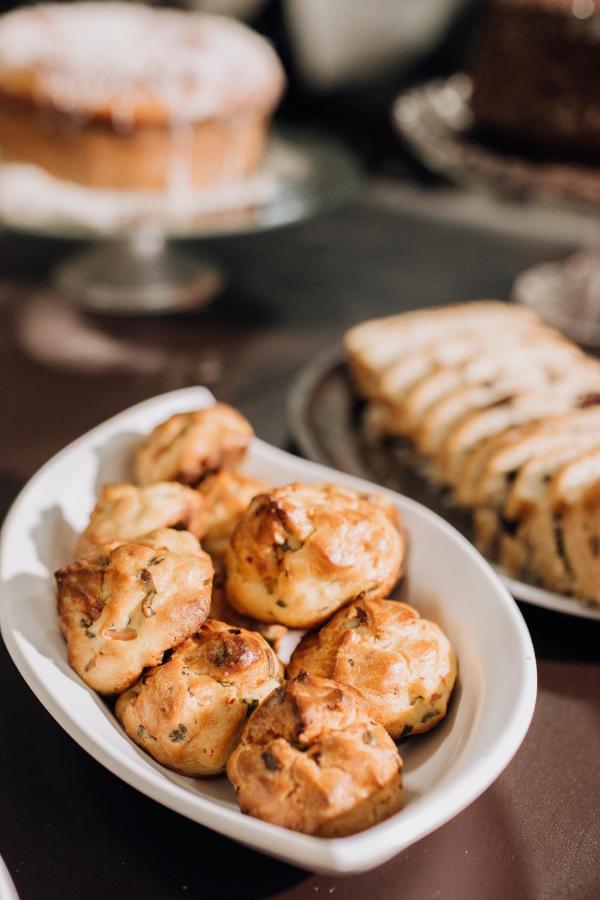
[513,247,600,350]
[54,233,225,315]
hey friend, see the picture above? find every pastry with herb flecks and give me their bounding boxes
[288,599,457,739]
[135,404,253,487]
[198,469,270,560]
[56,540,212,694]
[116,620,282,776]
[225,482,405,629]
[76,482,206,558]
[227,672,403,836]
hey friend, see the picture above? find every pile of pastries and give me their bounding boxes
[55,402,457,837]
[345,301,600,605]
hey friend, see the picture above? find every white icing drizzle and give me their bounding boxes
[0,2,285,121]
[0,138,313,232]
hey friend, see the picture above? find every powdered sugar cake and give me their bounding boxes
[0,2,285,190]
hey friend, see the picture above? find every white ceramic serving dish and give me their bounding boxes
[0,387,537,874]
[0,856,19,900]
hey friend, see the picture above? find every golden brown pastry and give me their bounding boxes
[225,482,405,628]
[209,567,287,651]
[198,469,269,559]
[134,404,253,487]
[116,620,282,776]
[287,599,457,738]
[227,671,403,836]
[56,540,212,694]
[76,482,206,558]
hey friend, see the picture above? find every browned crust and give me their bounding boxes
[56,540,213,694]
[224,482,406,628]
[226,673,403,836]
[134,405,253,487]
[115,620,282,776]
[287,598,457,739]
[76,482,207,558]
[198,470,270,561]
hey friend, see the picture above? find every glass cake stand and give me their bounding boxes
[393,74,600,348]
[0,130,360,315]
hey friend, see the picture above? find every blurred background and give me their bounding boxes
[0,0,598,463]
[0,0,479,172]
[2,4,600,900]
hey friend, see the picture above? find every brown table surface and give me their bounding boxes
[1,186,599,900]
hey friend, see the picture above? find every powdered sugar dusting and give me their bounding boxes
[0,2,284,121]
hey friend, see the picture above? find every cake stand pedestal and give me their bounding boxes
[513,247,600,350]
[53,231,224,315]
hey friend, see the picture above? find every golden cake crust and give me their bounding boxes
[0,3,285,190]
[0,3,284,124]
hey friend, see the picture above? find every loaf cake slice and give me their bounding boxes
[438,368,600,487]
[506,436,600,521]
[559,484,600,603]
[344,300,600,605]
[345,302,539,398]
[469,408,600,510]
[417,381,526,457]
[398,336,580,436]
[499,447,600,599]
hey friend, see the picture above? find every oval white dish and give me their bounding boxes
[0,386,536,874]
[0,856,19,900]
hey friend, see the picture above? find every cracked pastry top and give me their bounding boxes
[226,671,403,836]
[56,539,213,694]
[224,482,405,628]
[116,619,283,777]
[134,404,253,487]
[76,481,207,558]
[288,598,457,738]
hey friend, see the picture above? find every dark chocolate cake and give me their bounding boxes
[471,0,600,162]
